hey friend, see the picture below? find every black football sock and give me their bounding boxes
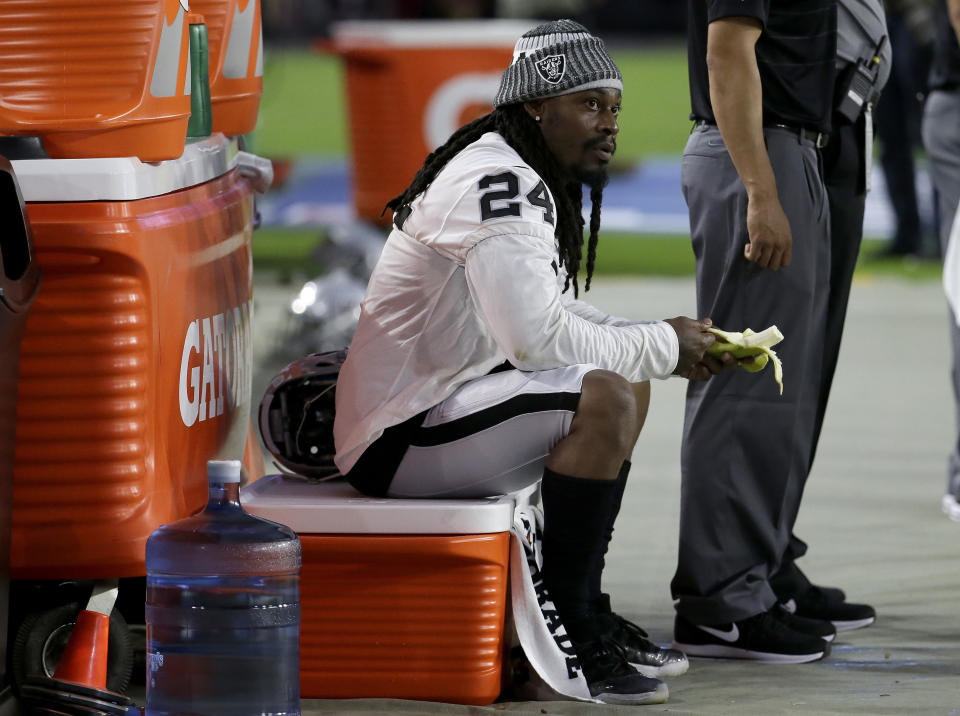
[589,460,630,608]
[540,467,621,643]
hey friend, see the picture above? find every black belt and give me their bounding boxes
[694,119,828,149]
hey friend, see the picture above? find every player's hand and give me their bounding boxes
[744,192,792,270]
[692,347,741,380]
[664,317,736,380]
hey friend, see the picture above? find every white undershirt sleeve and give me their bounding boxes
[464,233,679,382]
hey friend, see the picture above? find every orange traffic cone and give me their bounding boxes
[52,580,118,688]
[18,580,136,715]
[52,609,110,688]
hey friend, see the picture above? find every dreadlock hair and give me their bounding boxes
[384,103,604,297]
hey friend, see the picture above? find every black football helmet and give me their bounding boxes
[258,349,347,479]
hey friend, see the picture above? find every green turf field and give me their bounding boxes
[253,49,347,158]
[252,45,691,161]
[251,46,942,281]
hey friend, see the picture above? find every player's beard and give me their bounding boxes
[574,166,609,190]
[574,137,613,190]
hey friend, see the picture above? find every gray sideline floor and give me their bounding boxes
[251,274,960,716]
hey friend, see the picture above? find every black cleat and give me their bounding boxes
[592,596,689,677]
[574,635,669,705]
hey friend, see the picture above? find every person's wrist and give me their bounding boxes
[659,319,682,375]
[745,184,777,204]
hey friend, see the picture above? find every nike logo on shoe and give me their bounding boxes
[697,624,740,642]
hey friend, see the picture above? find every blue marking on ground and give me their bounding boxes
[259,157,914,238]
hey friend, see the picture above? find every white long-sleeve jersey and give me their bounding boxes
[333,132,679,474]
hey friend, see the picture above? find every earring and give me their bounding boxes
[535,115,541,123]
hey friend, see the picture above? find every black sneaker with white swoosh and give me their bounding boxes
[773,603,837,642]
[672,609,830,663]
[780,586,876,632]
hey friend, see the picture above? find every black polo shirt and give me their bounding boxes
[688,0,837,134]
[929,0,960,91]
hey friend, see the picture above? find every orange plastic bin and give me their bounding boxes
[0,0,194,161]
[9,135,271,579]
[242,475,515,705]
[191,0,264,136]
[328,20,535,225]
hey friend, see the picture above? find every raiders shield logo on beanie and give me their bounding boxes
[494,19,622,107]
[535,55,566,84]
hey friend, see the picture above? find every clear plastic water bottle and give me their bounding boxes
[145,460,301,716]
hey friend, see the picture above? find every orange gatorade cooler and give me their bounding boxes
[9,134,272,579]
[242,475,514,705]
[0,0,193,161]
[191,0,264,136]
[328,20,534,225]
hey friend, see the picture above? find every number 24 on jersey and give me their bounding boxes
[478,171,555,226]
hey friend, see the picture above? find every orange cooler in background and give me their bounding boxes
[328,20,534,226]
[0,0,193,161]
[242,476,513,706]
[9,135,271,579]
[191,0,264,136]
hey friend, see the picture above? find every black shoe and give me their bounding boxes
[769,562,846,604]
[574,635,669,705]
[773,604,836,642]
[781,586,876,632]
[672,610,830,663]
[592,595,689,678]
[816,585,847,603]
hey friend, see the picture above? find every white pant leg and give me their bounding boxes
[387,364,597,498]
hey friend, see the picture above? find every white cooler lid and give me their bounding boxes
[11,134,245,202]
[241,474,515,535]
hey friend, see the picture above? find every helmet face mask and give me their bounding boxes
[259,349,347,479]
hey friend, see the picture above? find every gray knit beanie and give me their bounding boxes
[494,19,622,108]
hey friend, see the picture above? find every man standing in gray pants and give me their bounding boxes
[770,0,888,634]
[671,0,837,663]
[922,0,960,520]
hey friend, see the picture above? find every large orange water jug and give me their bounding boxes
[0,0,193,161]
[191,0,263,136]
[9,135,269,579]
